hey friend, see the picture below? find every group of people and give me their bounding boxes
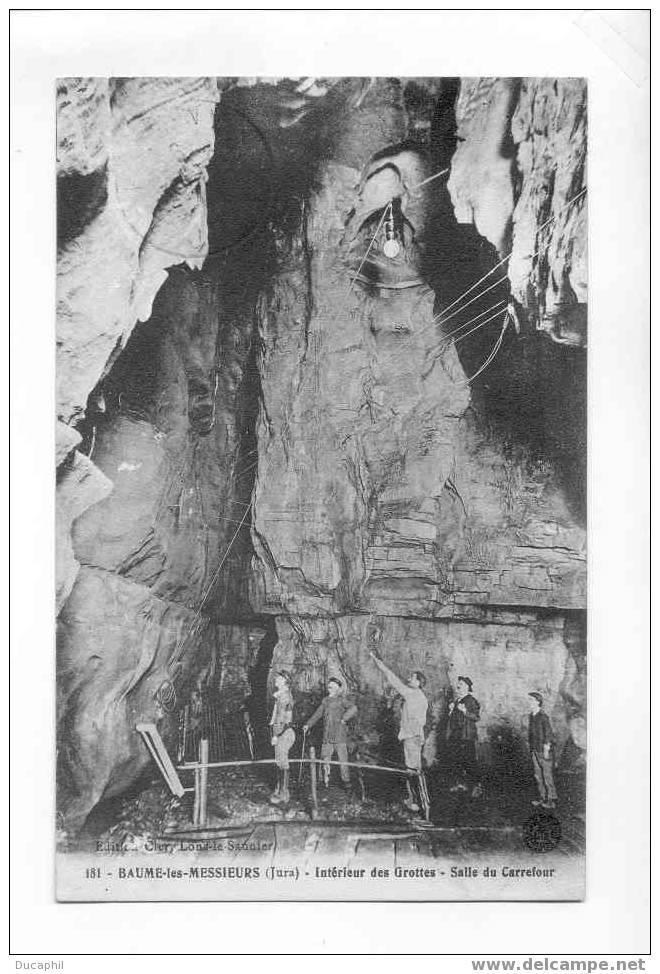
[267,653,558,815]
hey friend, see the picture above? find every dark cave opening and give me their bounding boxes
[75,307,165,459]
[244,618,279,758]
[57,163,109,249]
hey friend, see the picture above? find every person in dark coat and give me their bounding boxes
[528,692,558,809]
[446,675,481,795]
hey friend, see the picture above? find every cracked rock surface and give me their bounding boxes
[449,78,587,346]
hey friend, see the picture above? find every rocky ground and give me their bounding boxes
[60,762,585,856]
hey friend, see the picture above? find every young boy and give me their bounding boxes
[303,677,357,788]
[269,671,295,805]
[528,692,558,809]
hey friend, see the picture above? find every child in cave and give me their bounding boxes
[528,692,558,810]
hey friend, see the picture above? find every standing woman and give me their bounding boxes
[446,676,481,795]
[269,671,295,805]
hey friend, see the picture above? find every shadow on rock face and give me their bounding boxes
[57,164,108,248]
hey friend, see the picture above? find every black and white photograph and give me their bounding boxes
[54,74,589,902]
[8,5,652,960]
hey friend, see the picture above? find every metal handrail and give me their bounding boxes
[177,757,417,778]
[136,722,430,826]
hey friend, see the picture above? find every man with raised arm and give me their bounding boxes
[369,651,429,815]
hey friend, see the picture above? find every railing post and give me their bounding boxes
[309,745,319,819]
[199,738,209,827]
[354,746,367,802]
[418,769,430,822]
[193,766,201,825]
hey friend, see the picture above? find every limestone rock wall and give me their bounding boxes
[248,78,586,785]
[58,573,262,830]
[270,611,584,767]
[250,169,471,619]
[251,79,586,621]
[56,77,219,607]
[57,566,215,829]
[57,262,259,829]
[57,77,218,426]
[56,449,113,613]
[70,267,255,611]
[449,78,587,346]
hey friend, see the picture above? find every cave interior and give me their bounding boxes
[56,77,587,840]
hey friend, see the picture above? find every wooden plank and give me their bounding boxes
[136,723,186,798]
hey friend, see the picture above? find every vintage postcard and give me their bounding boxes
[55,76,587,902]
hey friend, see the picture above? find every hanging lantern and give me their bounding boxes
[382,208,401,259]
[350,198,426,291]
